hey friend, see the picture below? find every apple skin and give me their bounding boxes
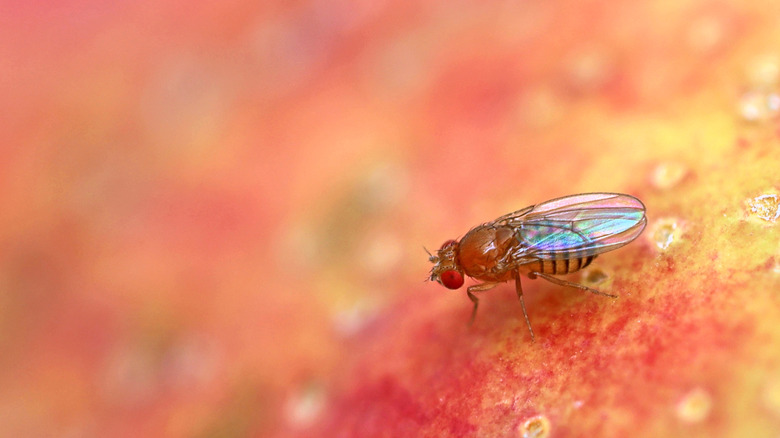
[279,175,780,438]
[287,186,778,438]
[269,1,780,436]
[4,1,780,437]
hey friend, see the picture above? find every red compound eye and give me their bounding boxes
[440,239,458,250]
[440,270,464,289]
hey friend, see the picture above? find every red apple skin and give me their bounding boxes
[4,1,780,438]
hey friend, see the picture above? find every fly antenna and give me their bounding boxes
[424,246,438,264]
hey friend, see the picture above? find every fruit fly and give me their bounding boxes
[427,192,646,340]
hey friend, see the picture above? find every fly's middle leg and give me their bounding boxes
[513,270,535,341]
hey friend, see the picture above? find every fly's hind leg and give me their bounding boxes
[513,270,535,341]
[466,282,499,325]
[529,271,618,298]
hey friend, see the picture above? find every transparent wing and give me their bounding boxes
[496,193,647,260]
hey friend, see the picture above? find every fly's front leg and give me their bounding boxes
[513,270,535,341]
[466,282,499,325]
[530,271,618,298]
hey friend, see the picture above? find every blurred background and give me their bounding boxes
[3,0,780,437]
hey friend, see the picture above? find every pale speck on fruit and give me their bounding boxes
[357,162,409,213]
[521,87,564,128]
[278,225,320,271]
[648,218,683,251]
[675,387,712,423]
[359,232,402,276]
[686,15,725,54]
[333,297,379,337]
[761,375,780,418]
[650,161,688,190]
[738,89,780,122]
[746,54,780,88]
[582,267,610,287]
[747,193,780,223]
[100,346,157,406]
[564,45,613,93]
[519,414,551,438]
[772,258,780,274]
[285,382,326,428]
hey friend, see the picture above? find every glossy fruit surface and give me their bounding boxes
[4,1,780,437]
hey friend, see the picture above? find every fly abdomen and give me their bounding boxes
[533,255,596,275]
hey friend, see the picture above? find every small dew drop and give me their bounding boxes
[285,383,326,428]
[738,89,780,122]
[519,415,551,438]
[650,161,688,190]
[747,193,780,223]
[676,387,712,423]
[648,218,683,251]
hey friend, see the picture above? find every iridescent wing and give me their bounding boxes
[495,193,647,260]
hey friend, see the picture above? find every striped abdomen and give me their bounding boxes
[523,255,596,276]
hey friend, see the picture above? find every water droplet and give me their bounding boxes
[675,387,712,423]
[519,414,551,438]
[648,218,683,251]
[747,193,780,223]
[738,89,780,122]
[650,162,688,190]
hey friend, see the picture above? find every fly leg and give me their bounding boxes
[529,271,618,298]
[513,270,535,341]
[466,282,499,325]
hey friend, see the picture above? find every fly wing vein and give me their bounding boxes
[512,212,646,260]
